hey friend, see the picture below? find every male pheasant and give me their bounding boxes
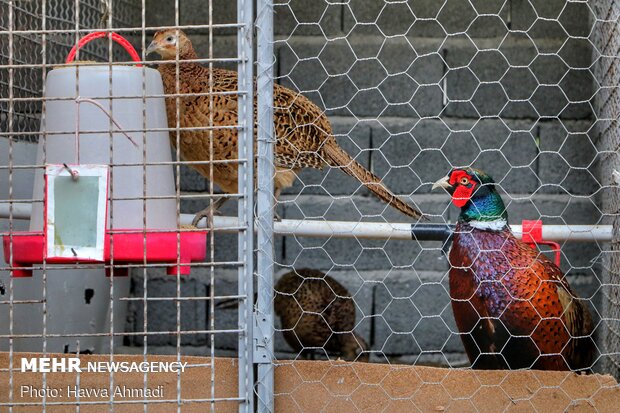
[146,30,423,225]
[274,269,368,362]
[433,168,595,371]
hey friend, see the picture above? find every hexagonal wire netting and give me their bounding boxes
[1,0,620,411]
[261,0,619,410]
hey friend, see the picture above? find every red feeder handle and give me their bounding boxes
[66,32,142,66]
[522,219,562,267]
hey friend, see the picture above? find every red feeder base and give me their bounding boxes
[2,229,207,277]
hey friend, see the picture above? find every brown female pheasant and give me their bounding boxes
[146,30,423,225]
[216,268,369,361]
[273,268,369,362]
[433,168,595,371]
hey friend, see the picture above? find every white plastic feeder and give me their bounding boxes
[8,33,177,353]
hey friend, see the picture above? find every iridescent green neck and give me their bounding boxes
[459,189,508,223]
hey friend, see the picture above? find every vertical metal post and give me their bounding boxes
[238,0,255,411]
[255,0,276,412]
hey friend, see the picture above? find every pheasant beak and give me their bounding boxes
[145,40,159,56]
[432,175,452,192]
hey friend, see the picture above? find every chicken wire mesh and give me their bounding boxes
[0,0,141,143]
[0,0,619,412]
[593,0,620,382]
[0,0,255,410]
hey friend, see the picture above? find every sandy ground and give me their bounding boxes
[0,352,618,412]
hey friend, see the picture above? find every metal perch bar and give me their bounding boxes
[0,204,612,242]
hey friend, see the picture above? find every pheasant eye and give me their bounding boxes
[166,36,174,43]
[460,177,470,185]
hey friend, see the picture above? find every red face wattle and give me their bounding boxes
[449,170,477,208]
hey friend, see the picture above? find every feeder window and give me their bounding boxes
[45,165,108,261]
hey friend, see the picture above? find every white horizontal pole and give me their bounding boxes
[510,225,612,243]
[0,203,613,242]
[0,203,31,220]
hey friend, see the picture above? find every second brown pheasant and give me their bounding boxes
[146,30,424,225]
[274,268,368,362]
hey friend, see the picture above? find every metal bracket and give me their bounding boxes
[253,312,272,363]
[522,219,562,266]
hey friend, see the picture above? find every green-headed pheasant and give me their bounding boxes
[274,269,368,362]
[146,30,423,225]
[433,168,595,371]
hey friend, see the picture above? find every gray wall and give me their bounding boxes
[128,0,603,366]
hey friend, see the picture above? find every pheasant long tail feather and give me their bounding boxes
[322,139,423,219]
